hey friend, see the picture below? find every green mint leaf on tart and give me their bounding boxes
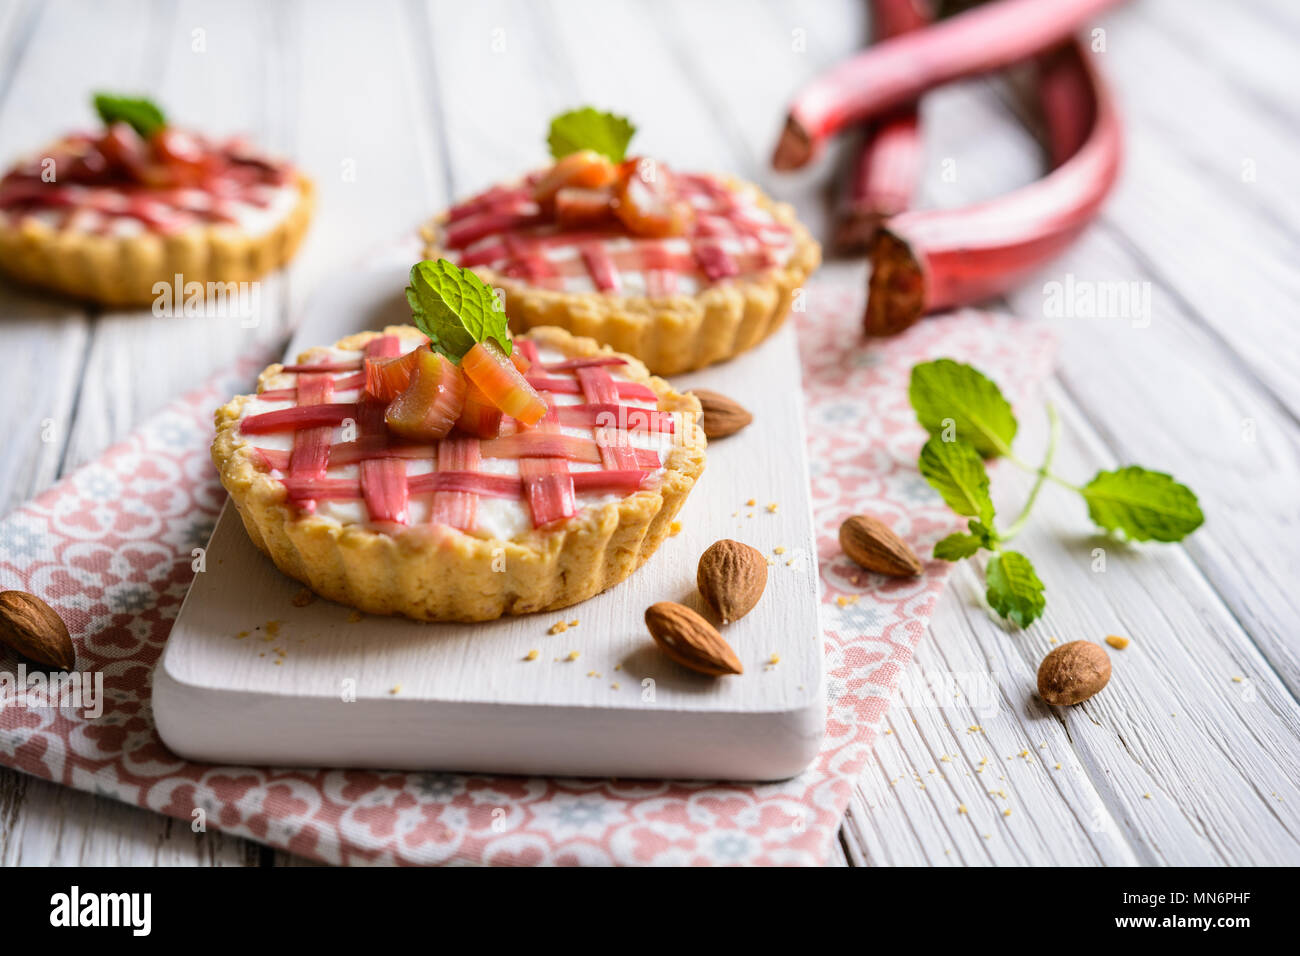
[547,107,637,163]
[1080,466,1204,541]
[406,259,512,361]
[918,436,996,526]
[93,92,166,138]
[933,532,985,562]
[909,359,1018,459]
[984,550,1045,627]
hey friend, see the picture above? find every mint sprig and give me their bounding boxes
[93,92,166,139]
[547,107,636,163]
[909,359,1203,627]
[406,259,511,361]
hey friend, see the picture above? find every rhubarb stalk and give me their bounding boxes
[772,0,1126,170]
[835,0,929,253]
[863,39,1121,335]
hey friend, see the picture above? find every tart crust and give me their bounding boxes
[421,176,821,376]
[0,172,314,307]
[212,325,706,622]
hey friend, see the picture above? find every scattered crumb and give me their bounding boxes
[968,725,983,733]
[347,610,363,623]
[746,498,756,507]
[768,652,780,665]
[766,558,776,566]
[273,659,282,665]
[569,619,579,627]
[586,670,601,678]
[548,620,569,635]
[1049,637,1058,644]
[668,520,683,536]
[291,588,316,608]
[1002,808,1012,818]
[1232,676,1244,683]
[766,502,778,513]
[265,620,281,638]
[611,682,621,690]
[1143,793,1152,800]
[731,511,739,517]
[884,729,892,735]
[979,757,988,766]
[940,756,950,763]
[746,512,754,518]
[524,650,539,661]
[774,546,786,555]
[389,684,402,695]
[235,630,249,640]
[835,595,860,607]
[786,559,795,566]
[565,650,580,661]
[1105,634,1130,649]
[1055,763,1062,770]
[614,664,622,671]
[957,805,968,815]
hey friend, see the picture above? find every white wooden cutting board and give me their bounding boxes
[153,245,824,781]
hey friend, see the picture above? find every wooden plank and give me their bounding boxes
[0,0,258,868]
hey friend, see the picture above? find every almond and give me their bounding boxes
[1037,640,1111,706]
[645,602,742,676]
[697,539,766,623]
[0,590,75,670]
[689,389,752,439]
[838,514,923,576]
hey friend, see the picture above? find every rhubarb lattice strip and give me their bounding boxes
[430,436,482,531]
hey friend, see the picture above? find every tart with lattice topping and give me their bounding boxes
[0,93,313,306]
[421,108,820,376]
[212,259,705,622]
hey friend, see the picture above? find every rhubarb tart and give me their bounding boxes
[0,93,313,307]
[422,108,820,375]
[212,260,705,622]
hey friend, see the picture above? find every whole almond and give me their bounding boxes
[839,515,923,576]
[1037,640,1111,706]
[689,389,752,439]
[697,539,767,624]
[645,602,742,676]
[0,590,75,670]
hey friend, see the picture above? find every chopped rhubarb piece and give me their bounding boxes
[480,432,603,464]
[430,436,481,531]
[365,345,426,402]
[612,159,694,238]
[554,403,674,433]
[532,150,617,205]
[364,335,403,360]
[542,356,628,373]
[407,472,522,498]
[580,243,620,292]
[240,402,359,435]
[444,210,544,249]
[460,340,548,426]
[524,375,656,402]
[282,477,362,501]
[571,470,650,494]
[360,458,409,524]
[514,339,541,366]
[555,187,616,229]
[456,379,505,439]
[575,365,619,404]
[519,457,576,527]
[694,243,740,282]
[384,348,467,441]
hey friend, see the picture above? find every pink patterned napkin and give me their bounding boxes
[0,283,1056,865]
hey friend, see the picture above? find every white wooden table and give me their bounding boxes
[1,0,1297,866]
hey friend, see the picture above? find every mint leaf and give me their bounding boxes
[406,259,511,361]
[985,550,1045,627]
[918,437,995,525]
[910,359,1018,458]
[1081,467,1204,542]
[934,533,984,561]
[547,107,636,163]
[93,93,166,138]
